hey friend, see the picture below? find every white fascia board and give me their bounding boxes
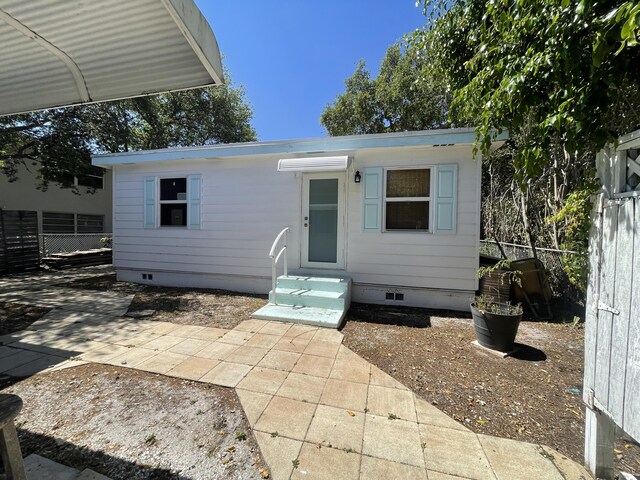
[92,128,510,167]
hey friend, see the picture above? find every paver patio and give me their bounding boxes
[0,268,592,480]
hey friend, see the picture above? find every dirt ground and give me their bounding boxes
[341,303,640,477]
[0,301,50,335]
[2,363,266,480]
[66,274,267,329]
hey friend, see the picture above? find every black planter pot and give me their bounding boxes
[470,303,522,352]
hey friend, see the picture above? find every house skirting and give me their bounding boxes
[116,268,472,312]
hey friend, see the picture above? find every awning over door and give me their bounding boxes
[277,156,350,172]
[0,0,224,116]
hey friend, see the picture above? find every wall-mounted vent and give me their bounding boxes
[142,273,153,281]
[386,292,404,301]
[277,156,349,172]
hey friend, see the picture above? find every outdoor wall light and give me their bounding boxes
[354,170,361,183]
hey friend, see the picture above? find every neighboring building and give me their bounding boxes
[94,128,502,313]
[0,164,112,234]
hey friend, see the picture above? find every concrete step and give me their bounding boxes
[276,275,350,294]
[23,454,112,480]
[252,304,346,329]
[269,287,345,310]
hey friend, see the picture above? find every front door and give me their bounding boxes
[301,173,345,269]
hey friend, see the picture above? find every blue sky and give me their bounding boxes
[196,1,427,141]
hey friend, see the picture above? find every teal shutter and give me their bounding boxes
[363,167,383,232]
[435,164,458,234]
[187,175,202,229]
[143,176,156,229]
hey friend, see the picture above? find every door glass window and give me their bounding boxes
[308,178,338,263]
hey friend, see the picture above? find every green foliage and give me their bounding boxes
[321,44,451,136]
[548,181,599,293]
[1,72,256,191]
[472,295,523,316]
[415,0,640,181]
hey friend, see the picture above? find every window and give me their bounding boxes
[77,214,104,233]
[42,213,104,234]
[384,168,431,231]
[159,177,187,226]
[42,212,75,233]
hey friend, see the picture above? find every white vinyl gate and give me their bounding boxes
[584,132,640,479]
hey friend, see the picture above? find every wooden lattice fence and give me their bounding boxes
[0,209,40,274]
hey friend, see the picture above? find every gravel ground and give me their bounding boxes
[2,364,266,480]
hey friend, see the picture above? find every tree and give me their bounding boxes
[414,0,640,177]
[413,0,640,294]
[321,44,451,136]
[0,73,256,191]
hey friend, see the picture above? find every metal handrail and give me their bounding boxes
[269,227,289,305]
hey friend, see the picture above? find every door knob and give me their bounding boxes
[304,223,308,227]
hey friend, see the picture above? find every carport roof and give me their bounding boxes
[0,0,223,116]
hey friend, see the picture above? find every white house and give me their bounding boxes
[93,128,502,327]
[0,164,112,235]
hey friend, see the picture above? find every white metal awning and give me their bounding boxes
[277,156,350,172]
[0,0,224,116]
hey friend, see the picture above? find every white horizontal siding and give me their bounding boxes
[112,144,480,296]
[344,146,480,291]
[113,157,300,278]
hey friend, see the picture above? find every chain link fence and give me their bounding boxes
[480,239,585,306]
[40,233,112,257]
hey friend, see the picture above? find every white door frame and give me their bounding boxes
[301,172,346,269]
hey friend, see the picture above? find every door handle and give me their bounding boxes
[304,223,308,227]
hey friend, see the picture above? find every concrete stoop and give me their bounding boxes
[24,454,111,480]
[252,275,351,329]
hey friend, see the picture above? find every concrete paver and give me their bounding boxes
[303,340,340,358]
[291,354,334,377]
[255,396,317,441]
[366,384,417,422]
[168,338,211,356]
[360,456,428,480]
[237,367,288,395]
[166,356,219,381]
[414,395,470,431]
[254,432,302,480]
[136,351,187,374]
[329,358,370,384]
[291,443,361,480]
[320,378,368,412]
[276,372,326,403]
[106,347,157,368]
[420,424,495,479]
[272,337,309,354]
[0,267,589,480]
[199,361,252,387]
[225,345,269,366]
[257,350,300,371]
[478,434,564,480]
[195,341,238,360]
[305,404,365,452]
[363,414,425,468]
[236,389,273,424]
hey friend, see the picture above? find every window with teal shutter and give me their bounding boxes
[435,164,458,234]
[143,176,156,228]
[187,175,202,229]
[363,167,382,232]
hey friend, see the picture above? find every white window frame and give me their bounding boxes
[158,176,188,228]
[382,166,434,233]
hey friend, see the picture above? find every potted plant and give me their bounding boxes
[471,260,523,352]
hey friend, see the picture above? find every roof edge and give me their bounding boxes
[93,128,509,167]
